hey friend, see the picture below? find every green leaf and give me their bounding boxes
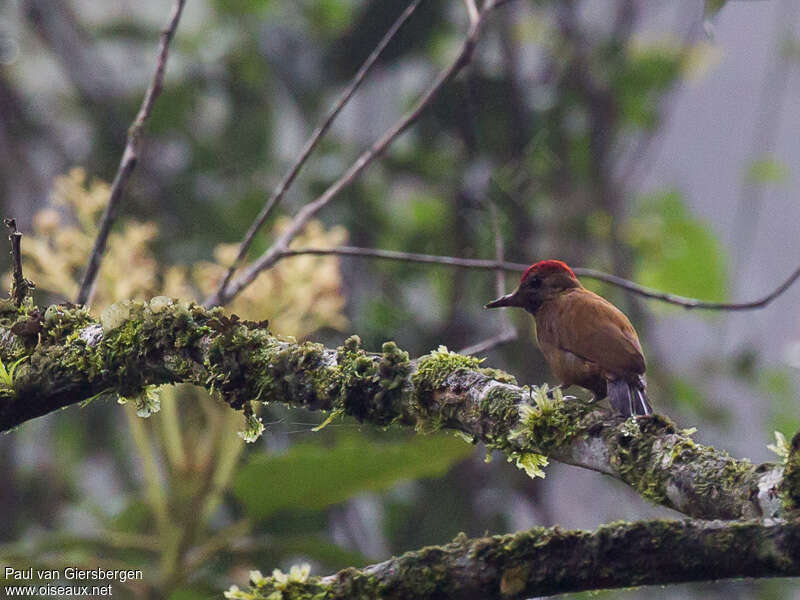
[233,433,472,520]
[669,375,729,423]
[759,368,800,436]
[627,190,728,304]
[267,534,369,569]
[746,157,789,185]
[704,0,728,19]
[614,46,682,128]
[211,0,272,16]
[304,0,355,37]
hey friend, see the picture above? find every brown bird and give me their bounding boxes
[485,260,652,417]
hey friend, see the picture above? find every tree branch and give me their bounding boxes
[205,1,498,308]
[209,0,425,303]
[228,519,800,600]
[458,200,517,355]
[464,0,480,25]
[273,246,800,311]
[76,0,186,307]
[0,301,788,521]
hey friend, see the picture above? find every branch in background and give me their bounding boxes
[0,301,788,520]
[210,0,425,303]
[577,263,800,310]
[458,327,516,356]
[275,246,800,311]
[464,0,480,25]
[489,200,506,300]
[205,1,499,308]
[75,0,186,307]
[230,519,800,600]
[3,219,34,306]
[22,0,121,107]
[459,200,517,355]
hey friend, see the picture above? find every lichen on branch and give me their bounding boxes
[225,518,800,600]
[0,300,788,520]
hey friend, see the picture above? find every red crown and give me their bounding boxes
[521,260,575,282]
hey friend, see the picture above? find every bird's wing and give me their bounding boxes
[550,288,646,377]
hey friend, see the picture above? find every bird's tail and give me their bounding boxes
[608,376,652,417]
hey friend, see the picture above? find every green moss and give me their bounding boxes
[601,416,686,504]
[602,416,757,512]
[779,431,800,512]
[481,385,523,430]
[478,367,517,385]
[42,304,93,343]
[510,392,583,455]
[373,341,411,418]
[334,336,381,421]
[412,346,482,392]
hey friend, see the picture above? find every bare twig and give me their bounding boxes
[489,201,505,298]
[459,328,517,356]
[464,0,480,25]
[4,218,34,306]
[205,1,498,308]
[210,0,425,303]
[274,245,800,311]
[23,0,121,107]
[459,200,517,355]
[75,0,186,307]
[575,265,800,311]
[280,246,517,269]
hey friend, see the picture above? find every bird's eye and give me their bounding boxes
[528,276,541,289]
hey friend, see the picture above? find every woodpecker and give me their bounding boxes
[485,260,652,417]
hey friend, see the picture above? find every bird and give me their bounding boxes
[484,259,652,417]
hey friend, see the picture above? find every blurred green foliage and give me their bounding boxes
[760,368,800,437]
[234,432,473,520]
[628,190,728,303]
[747,156,790,185]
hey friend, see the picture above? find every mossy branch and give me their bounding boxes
[226,518,800,600]
[0,301,790,520]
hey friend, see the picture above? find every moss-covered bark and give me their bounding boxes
[779,431,800,514]
[227,518,800,600]
[0,301,787,519]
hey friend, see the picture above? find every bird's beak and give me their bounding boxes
[484,290,521,309]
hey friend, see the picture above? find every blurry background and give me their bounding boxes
[1,0,799,598]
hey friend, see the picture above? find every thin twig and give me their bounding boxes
[4,218,34,306]
[489,201,505,298]
[576,265,800,311]
[459,328,517,356]
[280,246,514,269]
[464,0,480,25]
[459,199,517,355]
[204,1,498,308]
[76,0,186,307]
[210,0,425,304]
[275,245,800,311]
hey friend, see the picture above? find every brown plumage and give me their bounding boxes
[485,260,652,417]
